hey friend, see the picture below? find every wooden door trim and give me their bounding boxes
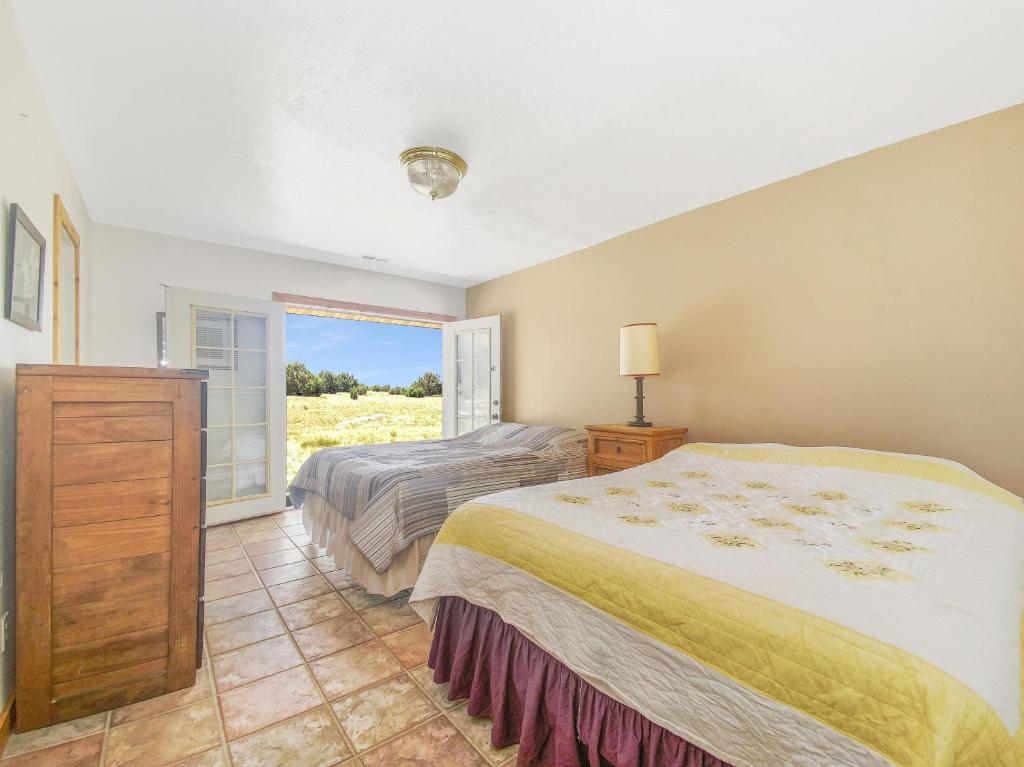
[52,194,81,365]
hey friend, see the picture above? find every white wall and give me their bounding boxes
[89,224,466,367]
[0,0,93,705]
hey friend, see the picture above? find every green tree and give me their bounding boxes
[318,370,340,394]
[336,372,359,392]
[410,371,442,396]
[407,385,426,398]
[286,362,321,397]
[349,388,359,400]
[303,374,324,397]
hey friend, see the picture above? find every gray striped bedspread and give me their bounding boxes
[288,423,588,572]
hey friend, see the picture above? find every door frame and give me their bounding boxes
[442,315,501,438]
[165,287,287,524]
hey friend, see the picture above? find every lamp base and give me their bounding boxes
[626,376,653,427]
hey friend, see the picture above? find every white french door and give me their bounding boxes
[166,288,286,524]
[442,315,501,438]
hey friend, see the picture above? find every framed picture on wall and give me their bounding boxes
[4,203,47,332]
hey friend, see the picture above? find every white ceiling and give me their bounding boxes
[12,1,1024,287]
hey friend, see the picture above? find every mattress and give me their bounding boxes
[410,443,1024,767]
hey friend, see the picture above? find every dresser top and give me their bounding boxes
[585,423,688,437]
[17,364,208,379]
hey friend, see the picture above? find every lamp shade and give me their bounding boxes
[619,323,660,376]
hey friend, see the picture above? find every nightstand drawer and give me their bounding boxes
[591,434,645,463]
[585,424,688,478]
[589,459,631,476]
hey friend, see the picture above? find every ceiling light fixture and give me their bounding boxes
[399,146,468,201]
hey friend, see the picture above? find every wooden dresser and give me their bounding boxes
[585,423,688,476]
[15,365,208,731]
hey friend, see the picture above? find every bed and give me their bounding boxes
[410,443,1024,767]
[288,422,587,595]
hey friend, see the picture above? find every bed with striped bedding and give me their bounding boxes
[288,423,587,593]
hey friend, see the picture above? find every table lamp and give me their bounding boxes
[620,323,659,427]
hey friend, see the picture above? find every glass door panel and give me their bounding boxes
[442,316,501,438]
[194,307,269,503]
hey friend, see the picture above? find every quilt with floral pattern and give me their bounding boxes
[411,443,1024,767]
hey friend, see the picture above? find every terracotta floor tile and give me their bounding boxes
[408,664,462,710]
[360,599,423,636]
[204,558,253,583]
[258,560,318,587]
[205,529,238,547]
[211,635,302,691]
[360,717,487,767]
[206,609,286,655]
[111,666,212,726]
[310,555,338,573]
[292,614,374,661]
[278,592,351,631]
[204,572,263,601]
[3,712,106,758]
[237,528,287,545]
[167,749,229,767]
[381,623,433,669]
[331,674,438,752]
[323,569,354,590]
[243,537,297,556]
[447,703,519,764]
[339,586,399,611]
[218,666,321,740]
[276,510,304,526]
[297,543,327,558]
[288,533,314,546]
[278,523,307,537]
[106,699,221,767]
[231,517,280,532]
[0,732,103,767]
[205,535,239,552]
[204,546,247,566]
[204,589,273,625]
[268,575,333,606]
[227,706,350,767]
[250,547,307,571]
[309,639,403,700]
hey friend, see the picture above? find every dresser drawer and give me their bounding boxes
[591,434,645,463]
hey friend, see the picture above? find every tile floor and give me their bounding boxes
[2,509,518,767]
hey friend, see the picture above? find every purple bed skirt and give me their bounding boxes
[429,596,734,767]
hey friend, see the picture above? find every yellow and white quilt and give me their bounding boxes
[410,443,1024,767]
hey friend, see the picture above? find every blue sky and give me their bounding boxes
[286,314,441,387]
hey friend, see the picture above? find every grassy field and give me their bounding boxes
[287,391,442,481]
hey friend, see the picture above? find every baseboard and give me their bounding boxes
[0,692,13,756]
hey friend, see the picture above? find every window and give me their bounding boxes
[194,308,269,502]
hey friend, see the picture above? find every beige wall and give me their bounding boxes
[468,104,1024,496]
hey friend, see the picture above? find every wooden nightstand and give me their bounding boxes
[584,424,688,476]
